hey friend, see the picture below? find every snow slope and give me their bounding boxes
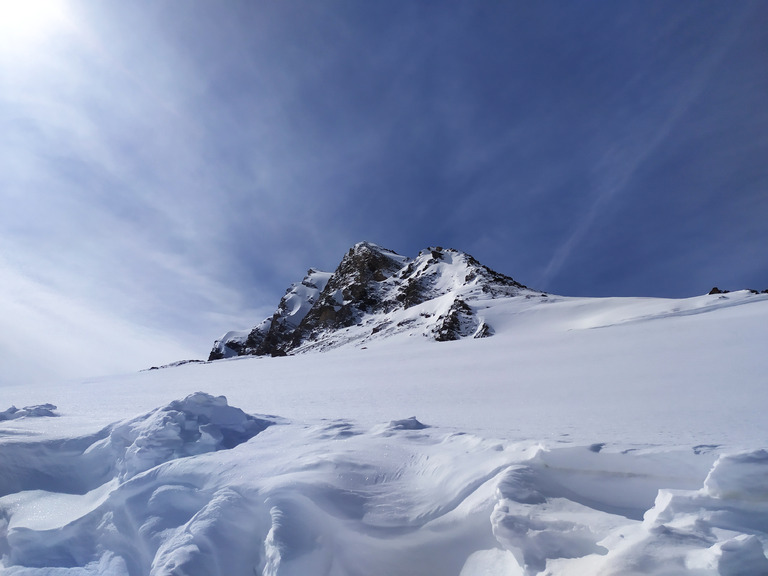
[1,290,767,575]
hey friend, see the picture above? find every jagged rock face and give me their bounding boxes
[249,268,333,356]
[209,242,534,360]
[209,269,331,359]
[298,242,408,335]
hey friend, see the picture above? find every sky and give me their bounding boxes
[1,0,767,387]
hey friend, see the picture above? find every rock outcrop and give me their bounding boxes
[209,269,332,359]
[209,242,535,360]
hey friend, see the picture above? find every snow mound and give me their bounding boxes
[703,449,768,502]
[109,392,273,481]
[486,446,768,576]
[0,404,57,421]
[601,449,768,575]
[388,416,429,430]
[0,394,278,576]
[0,394,274,498]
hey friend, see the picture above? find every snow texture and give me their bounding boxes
[2,284,768,574]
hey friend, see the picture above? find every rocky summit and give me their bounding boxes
[209,242,537,360]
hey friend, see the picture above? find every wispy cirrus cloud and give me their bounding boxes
[538,3,755,289]
[1,1,766,386]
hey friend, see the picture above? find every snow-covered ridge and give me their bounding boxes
[210,242,532,359]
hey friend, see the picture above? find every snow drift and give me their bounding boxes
[2,393,767,575]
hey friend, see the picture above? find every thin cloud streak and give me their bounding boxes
[538,4,752,288]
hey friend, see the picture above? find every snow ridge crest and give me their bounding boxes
[209,243,535,360]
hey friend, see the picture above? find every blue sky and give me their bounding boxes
[1,1,766,386]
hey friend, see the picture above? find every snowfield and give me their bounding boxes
[1,290,767,575]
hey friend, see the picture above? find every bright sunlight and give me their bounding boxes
[0,0,69,53]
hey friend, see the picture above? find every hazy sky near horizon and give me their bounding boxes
[2,1,767,386]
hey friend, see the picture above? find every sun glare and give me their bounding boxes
[0,0,69,52]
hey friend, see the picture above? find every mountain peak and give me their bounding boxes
[349,240,393,253]
[209,243,535,360]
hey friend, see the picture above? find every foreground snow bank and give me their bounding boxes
[0,393,273,497]
[490,447,768,575]
[1,394,766,576]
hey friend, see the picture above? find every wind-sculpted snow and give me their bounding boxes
[0,404,57,421]
[108,392,274,481]
[487,447,768,575]
[0,393,272,496]
[2,395,767,575]
[2,289,768,574]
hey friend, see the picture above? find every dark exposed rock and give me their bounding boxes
[299,242,405,337]
[474,322,493,339]
[208,348,225,361]
[708,287,768,296]
[209,339,246,360]
[208,268,331,360]
[434,298,476,342]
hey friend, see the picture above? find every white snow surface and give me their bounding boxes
[1,290,767,575]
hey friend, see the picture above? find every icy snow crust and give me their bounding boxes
[2,290,768,575]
